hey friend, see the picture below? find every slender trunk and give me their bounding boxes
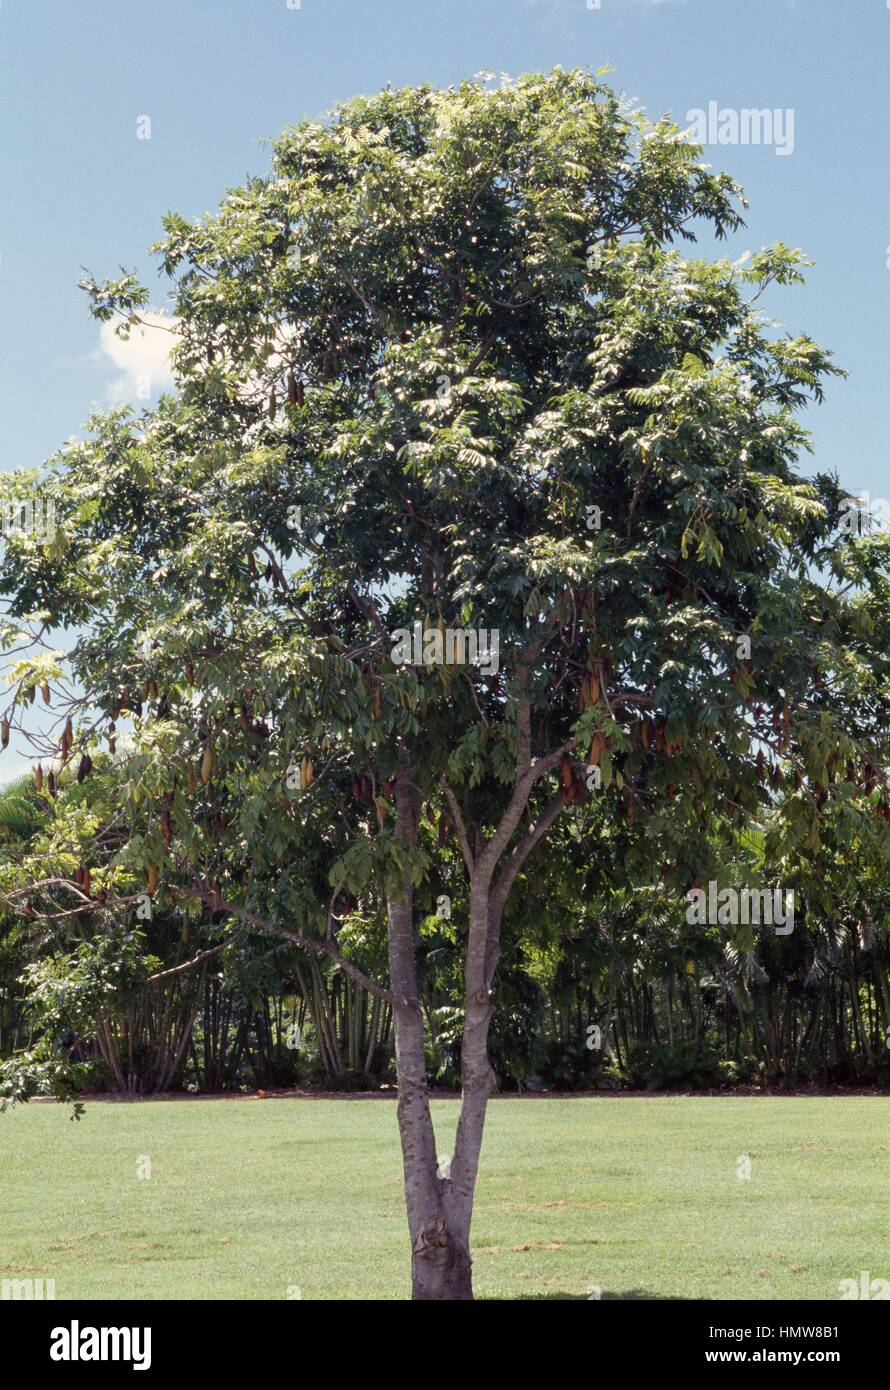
[388,764,472,1300]
[445,883,495,1271]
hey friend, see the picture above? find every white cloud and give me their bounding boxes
[98,309,179,404]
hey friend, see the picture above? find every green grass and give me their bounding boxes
[2,1095,889,1300]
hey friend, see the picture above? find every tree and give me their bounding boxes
[1,69,888,1299]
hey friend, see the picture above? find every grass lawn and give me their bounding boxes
[2,1094,889,1300]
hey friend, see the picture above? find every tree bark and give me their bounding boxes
[389,734,566,1298]
[387,760,474,1299]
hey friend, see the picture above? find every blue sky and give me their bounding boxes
[0,0,887,782]
[1,0,887,491]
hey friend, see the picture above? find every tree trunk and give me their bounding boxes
[387,763,472,1299]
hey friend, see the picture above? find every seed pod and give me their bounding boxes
[200,745,215,785]
[35,763,43,793]
[268,388,277,420]
[47,770,56,798]
[77,753,92,784]
[41,682,51,705]
[588,732,605,766]
[296,379,305,407]
[1,718,9,749]
[147,865,159,895]
[756,749,765,780]
[287,371,298,406]
[240,707,250,734]
[82,867,91,897]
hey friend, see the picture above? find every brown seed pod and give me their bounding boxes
[588,732,605,766]
[200,745,215,785]
[41,682,51,706]
[77,753,92,784]
[287,371,298,406]
[1,718,9,749]
[47,770,56,798]
[147,865,159,895]
[34,763,43,793]
[240,707,250,734]
[268,388,277,420]
[148,680,158,700]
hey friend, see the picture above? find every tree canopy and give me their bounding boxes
[1,68,888,1298]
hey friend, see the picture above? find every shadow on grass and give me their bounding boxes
[501,1289,689,1301]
